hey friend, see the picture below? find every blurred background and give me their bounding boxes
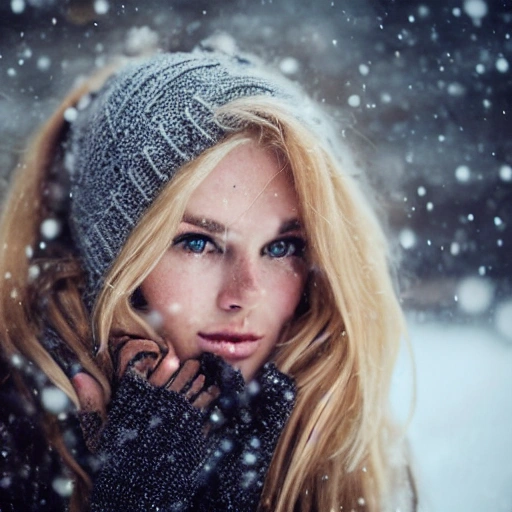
[0,0,510,510]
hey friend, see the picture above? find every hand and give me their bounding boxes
[72,337,176,452]
[89,353,222,511]
[111,336,171,381]
[112,337,220,411]
[163,359,221,412]
[71,371,106,453]
[193,361,296,512]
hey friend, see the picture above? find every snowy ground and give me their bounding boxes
[391,317,512,512]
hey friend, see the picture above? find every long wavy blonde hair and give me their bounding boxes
[0,61,411,511]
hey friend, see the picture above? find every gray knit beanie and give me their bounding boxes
[66,51,295,304]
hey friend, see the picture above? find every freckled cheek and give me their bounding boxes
[147,266,220,326]
[262,266,307,318]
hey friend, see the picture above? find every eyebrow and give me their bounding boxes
[181,214,227,234]
[279,218,303,234]
[181,214,303,235]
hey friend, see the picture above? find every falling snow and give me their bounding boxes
[463,0,488,23]
[36,55,51,71]
[456,277,494,315]
[499,165,512,181]
[358,63,369,76]
[93,0,109,15]
[63,107,78,122]
[40,218,61,239]
[41,386,70,415]
[52,476,73,497]
[279,57,300,75]
[495,57,509,73]
[10,0,25,14]
[124,26,159,55]
[399,228,416,249]
[455,165,471,182]
[347,94,360,107]
[0,2,510,511]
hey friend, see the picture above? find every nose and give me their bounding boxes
[217,255,262,312]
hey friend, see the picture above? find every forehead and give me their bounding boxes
[185,141,299,224]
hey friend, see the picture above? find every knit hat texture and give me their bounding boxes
[67,51,294,303]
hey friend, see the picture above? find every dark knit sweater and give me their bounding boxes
[0,358,77,512]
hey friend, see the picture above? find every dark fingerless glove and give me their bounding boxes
[90,370,208,512]
[195,360,297,512]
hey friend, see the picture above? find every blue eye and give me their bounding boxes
[173,233,218,254]
[185,237,207,253]
[264,237,306,259]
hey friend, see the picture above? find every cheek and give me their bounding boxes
[264,264,307,320]
[143,263,216,314]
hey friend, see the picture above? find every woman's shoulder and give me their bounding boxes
[0,362,69,512]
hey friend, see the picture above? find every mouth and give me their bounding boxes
[197,331,262,360]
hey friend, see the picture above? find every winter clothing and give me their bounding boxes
[0,356,87,512]
[90,353,296,512]
[193,358,296,511]
[0,372,65,512]
[67,52,297,304]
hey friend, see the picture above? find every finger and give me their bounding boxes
[167,359,200,393]
[71,372,108,453]
[185,374,205,400]
[115,338,161,379]
[149,351,180,387]
[192,385,221,411]
[130,352,160,377]
[72,372,106,418]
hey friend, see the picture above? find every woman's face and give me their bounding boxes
[140,140,308,381]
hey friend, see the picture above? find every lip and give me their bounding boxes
[198,331,262,361]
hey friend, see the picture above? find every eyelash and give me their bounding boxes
[172,232,306,259]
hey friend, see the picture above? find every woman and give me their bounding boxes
[0,51,415,511]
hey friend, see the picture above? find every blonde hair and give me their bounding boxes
[0,63,411,511]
